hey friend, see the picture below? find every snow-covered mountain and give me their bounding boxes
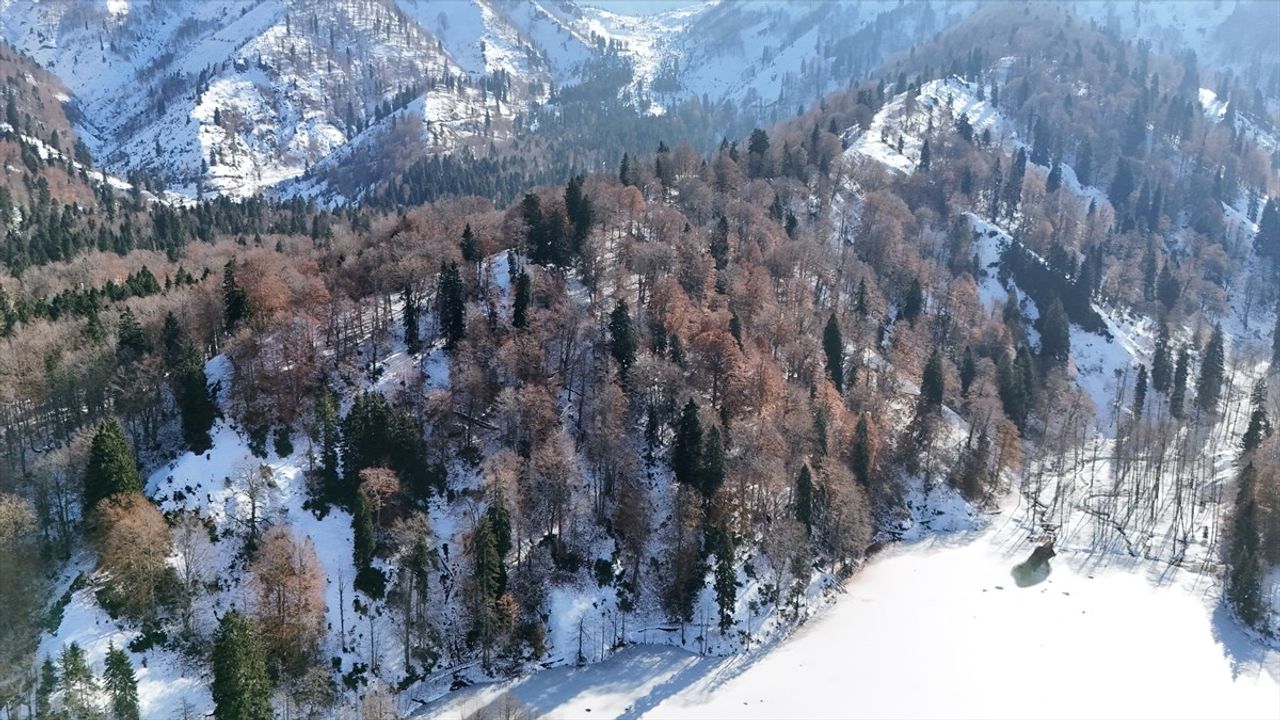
[0,0,1272,202]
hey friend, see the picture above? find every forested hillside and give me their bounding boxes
[0,2,1278,718]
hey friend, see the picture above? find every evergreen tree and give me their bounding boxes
[1227,464,1264,628]
[564,175,593,255]
[1241,379,1271,453]
[512,270,531,330]
[854,278,869,317]
[460,223,481,269]
[1005,148,1027,213]
[1170,346,1190,420]
[671,399,703,489]
[1075,138,1093,186]
[920,349,945,409]
[353,491,375,571]
[1108,159,1135,217]
[712,527,736,630]
[699,425,726,500]
[84,419,142,512]
[1152,319,1173,394]
[1133,364,1148,423]
[794,464,813,535]
[901,277,924,324]
[115,308,150,366]
[58,642,97,719]
[1039,297,1071,364]
[222,259,248,333]
[1255,197,1280,261]
[710,216,730,270]
[1045,158,1062,193]
[436,261,465,349]
[851,416,872,487]
[1272,307,1280,368]
[315,392,341,504]
[163,313,217,454]
[1157,261,1180,311]
[917,139,930,171]
[959,346,977,397]
[1196,325,1226,415]
[619,152,632,186]
[103,642,141,720]
[822,312,844,394]
[211,610,271,720]
[402,285,421,355]
[608,299,636,382]
[485,498,512,595]
[36,656,56,719]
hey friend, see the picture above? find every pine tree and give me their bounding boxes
[672,399,703,489]
[1157,261,1180,311]
[1039,297,1071,364]
[1045,158,1062,193]
[436,261,465,348]
[699,425,726,500]
[36,656,57,719]
[901,277,924,324]
[485,498,512,595]
[1133,364,1148,423]
[58,642,97,718]
[103,642,140,720]
[1151,319,1173,393]
[1075,138,1093,186]
[1241,379,1271,453]
[959,346,977,397]
[353,491,375,571]
[460,223,481,269]
[1227,464,1264,628]
[84,419,142,512]
[794,464,813,535]
[212,610,271,720]
[917,139,930,171]
[222,259,248,332]
[619,152,632,186]
[1271,307,1280,369]
[851,416,872,487]
[163,312,217,453]
[822,312,844,394]
[608,299,636,382]
[1196,325,1225,415]
[402,285,421,355]
[1255,197,1280,260]
[316,392,341,504]
[712,527,736,630]
[115,308,150,366]
[512,270,530,330]
[1170,346,1190,420]
[920,349,945,409]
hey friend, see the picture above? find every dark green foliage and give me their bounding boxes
[485,498,512,595]
[794,464,813,534]
[341,392,433,506]
[1273,308,1280,368]
[460,223,481,267]
[1241,379,1271,454]
[1227,464,1264,629]
[1000,241,1105,333]
[1196,325,1225,415]
[1170,346,1190,420]
[1133,364,1148,423]
[402,285,421,355]
[163,312,217,454]
[920,349,945,409]
[272,426,293,458]
[58,642,97,717]
[712,528,736,630]
[1045,158,1062,193]
[104,642,140,720]
[901,277,924,324]
[222,259,248,333]
[822,312,844,394]
[353,492,375,571]
[436,261,466,349]
[850,416,872,487]
[1151,319,1172,394]
[564,175,593,254]
[115,308,150,366]
[211,611,271,720]
[1157,262,1180,311]
[997,348,1034,428]
[672,399,702,489]
[608,299,636,382]
[710,216,730,270]
[84,419,142,512]
[315,392,341,504]
[1109,158,1135,216]
[1253,198,1279,261]
[512,270,531,329]
[917,138,930,171]
[959,346,977,397]
[699,426,726,500]
[1038,297,1071,364]
[36,656,56,719]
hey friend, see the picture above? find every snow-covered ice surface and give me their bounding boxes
[426,503,1280,719]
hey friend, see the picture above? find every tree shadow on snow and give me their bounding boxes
[1209,603,1280,685]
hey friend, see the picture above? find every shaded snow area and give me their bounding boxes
[426,505,1280,719]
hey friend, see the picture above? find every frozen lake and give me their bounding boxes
[423,510,1280,719]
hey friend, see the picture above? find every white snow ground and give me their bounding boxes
[425,501,1280,719]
